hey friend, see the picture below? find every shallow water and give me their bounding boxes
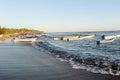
[0,38,120,80]
[37,31,120,76]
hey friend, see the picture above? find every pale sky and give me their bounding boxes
[0,0,120,32]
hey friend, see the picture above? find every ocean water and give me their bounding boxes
[36,31,120,76]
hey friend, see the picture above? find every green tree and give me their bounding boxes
[0,26,44,34]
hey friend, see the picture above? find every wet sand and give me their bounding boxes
[0,40,119,80]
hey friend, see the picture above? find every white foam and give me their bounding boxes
[56,57,66,62]
[69,61,86,69]
[34,38,120,76]
[115,71,120,76]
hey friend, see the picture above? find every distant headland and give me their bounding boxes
[0,27,44,34]
[0,26,44,41]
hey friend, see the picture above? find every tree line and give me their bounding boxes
[0,27,44,34]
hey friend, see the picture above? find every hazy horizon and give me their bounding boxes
[0,0,120,32]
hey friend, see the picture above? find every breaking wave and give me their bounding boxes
[34,41,120,76]
[33,31,120,76]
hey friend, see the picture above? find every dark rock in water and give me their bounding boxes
[96,41,100,45]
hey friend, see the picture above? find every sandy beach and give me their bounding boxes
[0,34,11,41]
[0,39,119,80]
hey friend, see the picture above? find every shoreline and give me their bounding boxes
[0,34,12,41]
[34,42,120,79]
[35,41,120,76]
[0,40,119,80]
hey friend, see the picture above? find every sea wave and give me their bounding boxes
[34,41,120,76]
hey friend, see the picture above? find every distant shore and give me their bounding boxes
[0,34,12,41]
